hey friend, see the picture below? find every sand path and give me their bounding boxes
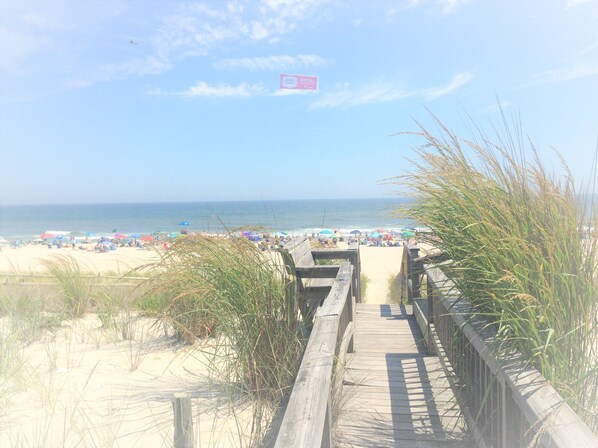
[359,245,404,304]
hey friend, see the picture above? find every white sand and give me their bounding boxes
[0,314,259,447]
[359,245,405,304]
[0,245,161,274]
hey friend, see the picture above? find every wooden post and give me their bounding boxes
[173,393,194,448]
[408,246,420,302]
[426,272,434,324]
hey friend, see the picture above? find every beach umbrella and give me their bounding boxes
[178,221,189,226]
[350,230,361,235]
[369,232,381,238]
[39,232,54,239]
[401,230,415,238]
[320,229,333,235]
[113,233,127,240]
[130,233,141,239]
[140,235,154,242]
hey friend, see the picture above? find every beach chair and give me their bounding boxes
[280,237,361,323]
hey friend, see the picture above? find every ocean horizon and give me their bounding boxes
[0,197,415,240]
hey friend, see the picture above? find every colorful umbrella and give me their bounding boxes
[140,235,154,242]
[178,221,189,226]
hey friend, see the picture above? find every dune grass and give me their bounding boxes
[41,255,91,318]
[395,117,598,431]
[147,235,306,401]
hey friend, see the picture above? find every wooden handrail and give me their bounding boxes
[274,262,354,448]
[404,248,598,448]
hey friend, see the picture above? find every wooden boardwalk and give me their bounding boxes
[337,303,471,448]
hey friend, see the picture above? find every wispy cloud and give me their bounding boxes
[421,72,473,99]
[310,72,473,110]
[532,63,598,83]
[481,100,511,115]
[154,0,328,62]
[214,54,329,71]
[180,81,267,97]
[437,0,471,14]
[386,0,470,18]
[577,36,598,56]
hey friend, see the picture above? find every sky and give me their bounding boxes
[1,0,597,205]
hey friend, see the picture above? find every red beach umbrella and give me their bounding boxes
[139,235,154,242]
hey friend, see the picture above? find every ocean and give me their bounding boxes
[0,198,414,240]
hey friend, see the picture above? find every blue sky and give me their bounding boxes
[1,0,597,205]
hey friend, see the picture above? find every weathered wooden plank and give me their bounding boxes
[274,316,338,448]
[337,436,468,448]
[337,302,469,448]
[295,265,340,278]
[317,263,352,318]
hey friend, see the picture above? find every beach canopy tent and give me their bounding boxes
[241,231,260,241]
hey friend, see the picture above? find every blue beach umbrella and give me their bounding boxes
[179,221,189,226]
[350,230,361,235]
[130,233,141,239]
[369,232,381,239]
[320,229,333,235]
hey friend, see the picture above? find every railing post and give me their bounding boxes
[173,393,194,448]
[408,246,420,303]
[426,272,434,324]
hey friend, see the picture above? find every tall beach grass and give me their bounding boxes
[395,118,598,431]
[146,235,305,399]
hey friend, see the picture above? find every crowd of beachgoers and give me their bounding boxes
[0,227,423,254]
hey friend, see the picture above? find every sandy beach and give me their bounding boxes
[0,242,407,446]
[0,245,162,275]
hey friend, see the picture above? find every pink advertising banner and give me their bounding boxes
[279,74,318,90]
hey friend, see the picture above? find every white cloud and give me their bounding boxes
[214,54,329,71]
[386,0,470,17]
[154,0,328,62]
[273,88,317,96]
[577,36,598,56]
[437,0,471,13]
[310,72,473,110]
[181,81,267,97]
[481,100,511,115]
[532,63,598,83]
[421,72,473,99]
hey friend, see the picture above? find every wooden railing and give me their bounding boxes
[311,242,361,304]
[404,247,598,448]
[274,262,355,448]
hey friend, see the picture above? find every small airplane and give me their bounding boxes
[129,38,139,45]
